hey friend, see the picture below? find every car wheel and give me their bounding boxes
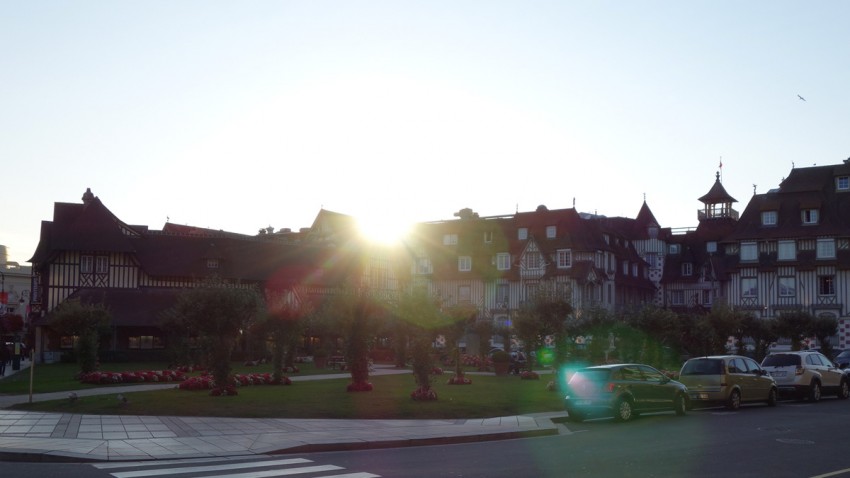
[726,389,741,410]
[809,381,822,402]
[614,398,634,422]
[767,388,778,407]
[674,394,687,416]
[838,380,849,400]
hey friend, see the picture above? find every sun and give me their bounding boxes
[356,216,412,246]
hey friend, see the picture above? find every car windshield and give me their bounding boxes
[570,369,611,383]
[836,351,850,360]
[762,354,801,367]
[680,359,723,375]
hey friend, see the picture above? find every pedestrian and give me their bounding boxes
[0,343,10,376]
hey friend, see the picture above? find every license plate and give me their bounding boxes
[574,399,592,406]
[770,371,786,377]
[697,393,709,400]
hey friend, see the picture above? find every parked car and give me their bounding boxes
[563,363,688,422]
[761,351,850,402]
[678,355,778,410]
[833,350,850,369]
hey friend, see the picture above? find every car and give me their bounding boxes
[678,355,778,410]
[760,351,850,402]
[833,350,850,369]
[563,363,688,422]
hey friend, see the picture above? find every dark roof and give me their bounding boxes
[698,173,738,204]
[32,288,182,327]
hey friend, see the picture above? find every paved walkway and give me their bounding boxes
[0,363,566,462]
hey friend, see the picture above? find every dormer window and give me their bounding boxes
[556,249,572,268]
[682,263,693,276]
[458,256,472,272]
[496,252,511,271]
[526,252,542,269]
[546,226,556,238]
[837,176,849,191]
[778,240,796,260]
[706,241,717,253]
[443,233,458,245]
[817,238,836,259]
[802,209,819,225]
[518,228,528,240]
[740,242,758,261]
[761,211,777,226]
[207,258,220,269]
[668,244,680,254]
[484,231,493,244]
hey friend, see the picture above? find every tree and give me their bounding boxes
[740,313,776,361]
[396,287,446,399]
[320,289,385,391]
[809,315,838,359]
[513,283,573,369]
[442,304,478,379]
[255,294,310,384]
[774,310,812,351]
[48,298,111,374]
[163,278,263,394]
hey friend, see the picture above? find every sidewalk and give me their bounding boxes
[0,364,566,462]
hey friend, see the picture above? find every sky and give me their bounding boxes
[2,1,849,264]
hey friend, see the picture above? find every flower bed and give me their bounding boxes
[177,372,292,391]
[410,386,438,400]
[446,374,472,385]
[78,370,187,385]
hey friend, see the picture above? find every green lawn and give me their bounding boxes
[7,371,565,420]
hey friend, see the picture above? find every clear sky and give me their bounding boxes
[2,1,849,264]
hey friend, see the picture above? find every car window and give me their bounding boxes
[619,366,644,381]
[571,369,611,383]
[743,357,762,373]
[681,358,723,375]
[806,355,821,366]
[814,353,832,366]
[638,365,664,381]
[762,354,800,367]
[729,358,748,374]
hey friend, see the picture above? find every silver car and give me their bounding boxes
[761,351,850,402]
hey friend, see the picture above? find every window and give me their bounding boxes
[761,211,777,226]
[671,290,684,305]
[668,244,680,254]
[207,258,220,269]
[837,176,849,191]
[95,256,108,273]
[417,257,433,274]
[484,231,493,244]
[740,242,758,261]
[443,233,458,245]
[742,278,758,298]
[546,226,556,238]
[556,249,572,268]
[496,253,511,271]
[128,336,165,350]
[682,263,693,276]
[819,276,835,296]
[702,290,713,305]
[706,241,717,253]
[817,238,836,259]
[631,264,638,277]
[518,228,528,240]
[526,252,541,269]
[802,209,819,225]
[622,261,629,275]
[458,256,472,272]
[497,284,509,304]
[778,240,796,261]
[778,277,796,297]
[80,255,93,273]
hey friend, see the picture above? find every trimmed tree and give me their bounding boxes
[49,298,111,374]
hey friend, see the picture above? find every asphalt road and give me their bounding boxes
[3,397,850,478]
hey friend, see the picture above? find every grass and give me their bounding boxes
[5,366,565,420]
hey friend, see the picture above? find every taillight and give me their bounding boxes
[605,382,616,393]
[796,366,804,376]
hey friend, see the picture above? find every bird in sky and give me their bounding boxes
[797,94,806,101]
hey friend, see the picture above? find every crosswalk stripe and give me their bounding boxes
[109,458,316,478]
[193,465,343,478]
[312,473,381,478]
[94,456,259,469]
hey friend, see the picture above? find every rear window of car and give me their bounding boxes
[680,358,724,375]
[762,354,801,367]
[570,369,611,383]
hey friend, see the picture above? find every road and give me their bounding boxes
[3,398,850,477]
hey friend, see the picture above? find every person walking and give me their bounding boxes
[0,343,10,377]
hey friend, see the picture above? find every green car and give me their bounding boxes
[564,363,688,422]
